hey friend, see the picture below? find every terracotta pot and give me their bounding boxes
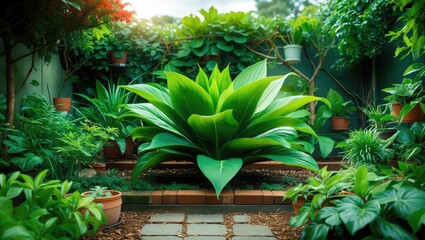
[109,51,127,64]
[82,190,122,226]
[103,137,134,160]
[90,162,106,172]
[292,197,306,215]
[53,97,71,112]
[392,103,424,122]
[330,116,350,130]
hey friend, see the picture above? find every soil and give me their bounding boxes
[82,211,303,240]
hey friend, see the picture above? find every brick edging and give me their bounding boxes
[122,190,293,205]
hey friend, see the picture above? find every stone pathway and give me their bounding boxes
[140,213,277,240]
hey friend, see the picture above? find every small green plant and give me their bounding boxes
[361,104,398,130]
[325,88,356,118]
[89,186,112,198]
[301,186,425,239]
[0,170,105,238]
[382,78,423,106]
[392,122,425,164]
[340,129,392,171]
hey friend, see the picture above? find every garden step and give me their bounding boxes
[232,224,274,237]
[140,223,182,235]
[150,213,185,222]
[122,190,293,206]
[233,214,250,223]
[186,224,227,236]
[187,214,224,223]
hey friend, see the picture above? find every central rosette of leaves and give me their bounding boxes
[123,60,328,197]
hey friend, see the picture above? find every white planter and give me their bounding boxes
[283,44,302,64]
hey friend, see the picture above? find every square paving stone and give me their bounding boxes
[140,224,182,236]
[186,224,227,236]
[233,214,250,223]
[149,213,185,222]
[187,214,224,223]
[232,237,277,240]
[232,224,274,237]
[184,237,226,240]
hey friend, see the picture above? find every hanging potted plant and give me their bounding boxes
[281,16,312,64]
[108,21,132,65]
[81,186,122,226]
[326,88,356,130]
[382,78,424,123]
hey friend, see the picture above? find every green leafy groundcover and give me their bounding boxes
[123,60,329,197]
[70,169,301,192]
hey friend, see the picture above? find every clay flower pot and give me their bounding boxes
[330,116,350,130]
[392,103,424,122]
[82,190,122,226]
[109,51,128,64]
[53,97,71,112]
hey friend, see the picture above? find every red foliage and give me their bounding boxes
[70,0,135,24]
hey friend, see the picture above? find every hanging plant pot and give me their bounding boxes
[283,44,302,64]
[109,51,128,64]
[90,162,106,173]
[53,97,71,112]
[330,116,350,130]
[103,137,134,160]
[391,103,424,122]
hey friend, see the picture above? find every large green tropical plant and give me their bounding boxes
[123,60,329,197]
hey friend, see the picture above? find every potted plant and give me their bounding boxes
[81,186,122,226]
[339,129,393,172]
[391,122,425,164]
[325,88,356,130]
[281,16,306,64]
[382,78,424,122]
[75,79,136,161]
[108,21,132,65]
[283,166,353,216]
[361,104,399,139]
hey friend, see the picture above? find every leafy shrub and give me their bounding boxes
[340,129,392,171]
[70,169,130,192]
[301,186,425,239]
[123,60,328,196]
[0,170,105,239]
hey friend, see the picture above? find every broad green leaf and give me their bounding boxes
[167,72,214,120]
[255,75,288,114]
[197,155,242,197]
[254,95,329,124]
[354,165,369,197]
[121,83,171,106]
[372,186,425,219]
[248,148,319,171]
[221,76,281,126]
[242,117,318,138]
[316,206,342,226]
[130,126,163,141]
[115,137,127,154]
[290,204,312,227]
[233,59,267,89]
[195,67,210,92]
[408,208,425,233]
[220,137,288,157]
[337,197,380,235]
[188,110,239,148]
[317,136,334,159]
[0,197,13,215]
[126,103,183,137]
[11,153,43,172]
[370,216,415,240]
[142,133,199,152]
[301,222,330,240]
